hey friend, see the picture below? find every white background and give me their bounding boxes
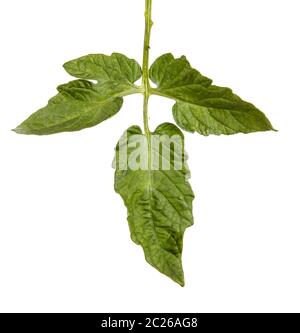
[0,0,299,313]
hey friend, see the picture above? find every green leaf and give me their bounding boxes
[14,53,142,135]
[114,123,194,286]
[150,53,275,136]
[64,52,142,84]
[13,80,139,135]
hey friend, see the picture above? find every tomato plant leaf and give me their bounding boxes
[13,0,276,286]
[14,53,142,135]
[114,123,194,286]
[150,53,275,136]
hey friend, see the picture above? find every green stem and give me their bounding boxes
[142,0,153,136]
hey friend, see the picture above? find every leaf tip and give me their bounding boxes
[62,61,72,74]
[12,126,25,134]
[178,279,185,287]
[170,268,185,287]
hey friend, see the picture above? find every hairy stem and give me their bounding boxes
[142,0,153,136]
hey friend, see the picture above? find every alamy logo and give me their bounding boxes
[115,132,185,171]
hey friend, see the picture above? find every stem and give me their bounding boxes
[142,0,153,136]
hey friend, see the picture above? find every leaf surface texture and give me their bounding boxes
[150,53,274,136]
[114,123,194,286]
[14,53,142,135]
